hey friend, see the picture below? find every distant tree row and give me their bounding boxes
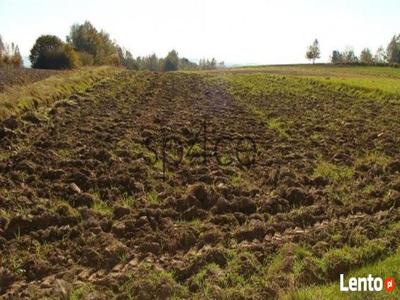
[30,21,118,69]
[117,48,223,71]
[29,21,222,71]
[331,46,387,64]
[331,34,400,65]
[305,35,400,66]
[0,35,23,68]
[198,58,225,70]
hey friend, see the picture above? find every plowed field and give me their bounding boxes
[1,69,400,299]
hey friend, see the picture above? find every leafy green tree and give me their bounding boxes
[130,51,198,71]
[342,47,358,63]
[360,48,373,64]
[178,57,197,70]
[198,58,218,70]
[331,50,343,64]
[30,35,64,68]
[63,44,80,68]
[30,35,78,69]
[78,51,94,66]
[117,47,138,70]
[210,58,217,69]
[306,39,320,64]
[141,54,160,71]
[67,21,118,65]
[374,46,387,64]
[386,34,400,63]
[163,50,179,71]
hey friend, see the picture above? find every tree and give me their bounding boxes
[198,58,218,70]
[10,44,23,67]
[30,35,64,68]
[117,47,138,70]
[210,58,217,69]
[163,50,179,71]
[360,48,373,64]
[63,44,80,68]
[30,35,79,69]
[178,57,197,70]
[331,50,343,64]
[374,46,387,64]
[342,47,358,64]
[386,34,400,64]
[67,21,118,65]
[142,53,160,71]
[78,51,94,66]
[306,39,320,64]
[0,36,23,68]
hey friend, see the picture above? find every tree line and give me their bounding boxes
[26,21,222,71]
[117,48,224,71]
[306,34,400,65]
[0,35,23,68]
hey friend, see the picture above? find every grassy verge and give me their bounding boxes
[228,65,400,80]
[217,65,400,101]
[0,66,123,120]
[303,76,400,101]
[284,246,400,299]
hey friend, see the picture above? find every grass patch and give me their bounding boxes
[267,117,290,138]
[119,193,136,208]
[69,283,96,300]
[91,193,113,216]
[147,190,160,205]
[355,151,390,168]
[191,249,261,299]
[313,160,354,183]
[285,246,400,299]
[55,148,74,159]
[52,198,80,218]
[313,160,354,204]
[230,173,243,187]
[0,66,122,120]
[119,263,188,299]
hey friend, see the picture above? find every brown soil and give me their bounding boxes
[1,70,400,299]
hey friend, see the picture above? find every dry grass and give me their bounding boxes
[0,66,123,120]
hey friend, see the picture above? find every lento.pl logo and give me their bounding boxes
[340,274,396,293]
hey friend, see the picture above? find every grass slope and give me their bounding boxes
[0,66,123,120]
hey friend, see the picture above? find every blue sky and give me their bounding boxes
[0,0,399,65]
